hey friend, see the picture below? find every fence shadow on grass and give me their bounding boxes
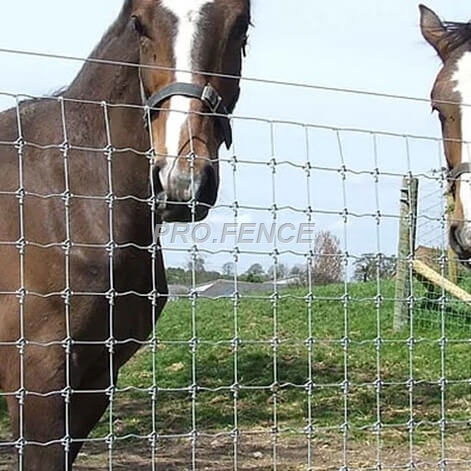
[89,345,467,439]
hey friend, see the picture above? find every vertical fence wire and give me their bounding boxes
[145,101,160,470]
[59,96,72,470]
[14,96,26,471]
[187,116,199,471]
[304,125,315,471]
[336,130,351,470]
[437,141,448,471]
[103,102,116,470]
[404,138,417,470]
[372,132,384,469]
[269,122,279,471]
[149,110,160,471]
[439,168,447,471]
[230,125,240,471]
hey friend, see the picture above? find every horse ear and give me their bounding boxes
[419,4,448,61]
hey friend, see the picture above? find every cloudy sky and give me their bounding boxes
[0,0,468,274]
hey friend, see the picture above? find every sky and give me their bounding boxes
[0,0,469,275]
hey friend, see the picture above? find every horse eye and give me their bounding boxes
[132,16,149,38]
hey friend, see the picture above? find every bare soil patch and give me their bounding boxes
[2,433,471,470]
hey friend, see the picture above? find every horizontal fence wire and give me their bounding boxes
[3,46,471,111]
[0,47,470,471]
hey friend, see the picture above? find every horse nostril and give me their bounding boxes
[196,165,218,207]
[450,222,469,255]
[450,222,460,244]
[152,165,163,194]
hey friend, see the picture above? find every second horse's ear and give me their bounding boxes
[419,4,448,61]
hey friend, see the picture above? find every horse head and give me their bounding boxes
[420,4,471,264]
[131,0,251,222]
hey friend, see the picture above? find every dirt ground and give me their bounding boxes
[2,433,471,470]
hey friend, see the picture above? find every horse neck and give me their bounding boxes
[65,17,146,151]
[66,11,140,101]
[62,20,160,240]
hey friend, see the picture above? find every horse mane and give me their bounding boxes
[87,0,134,60]
[443,20,471,54]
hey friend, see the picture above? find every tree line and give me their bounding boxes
[166,231,397,286]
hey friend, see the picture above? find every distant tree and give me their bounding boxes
[245,273,263,283]
[187,255,206,273]
[311,231,343,285]
[267,263,288,280]
[222,261,235,277]
[166,267,188,285]
[247,263,265,276]
[353,253,396,282]
[197,270,223,284]
[244,263,265,283]
[290,265,303,277]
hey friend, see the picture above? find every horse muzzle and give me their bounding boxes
[450,222,471,266]
[153,164,218,223]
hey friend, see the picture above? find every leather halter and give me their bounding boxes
[448,162,471,181]
[144,82,233,149]
[448,162,471,193]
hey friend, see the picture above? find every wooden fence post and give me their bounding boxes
[447,193,459,284]
[394,177,419,331]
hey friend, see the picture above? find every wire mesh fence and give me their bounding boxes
[414,171,471,328]
[0,48,471,471]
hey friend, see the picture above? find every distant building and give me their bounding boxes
[167,277,301,301]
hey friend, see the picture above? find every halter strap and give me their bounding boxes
[145,82,233,149]
[448,162,471,181]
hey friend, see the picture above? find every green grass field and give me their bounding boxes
[100,280,471,440]
[2,280,471,445]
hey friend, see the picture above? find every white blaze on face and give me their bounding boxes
[453,51,471,231]
[160,0,214,195]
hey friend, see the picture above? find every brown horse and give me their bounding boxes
[0,0,250,468]
[420,4,471,264]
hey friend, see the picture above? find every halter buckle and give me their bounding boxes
[201,85,223,113]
